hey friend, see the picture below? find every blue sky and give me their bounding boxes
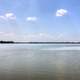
[0,0,80,41]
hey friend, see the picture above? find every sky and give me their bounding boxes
[0,0,80,42]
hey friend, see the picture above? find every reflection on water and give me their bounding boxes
[0,44,80,80]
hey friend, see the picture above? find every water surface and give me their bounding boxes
[0,44,80,80]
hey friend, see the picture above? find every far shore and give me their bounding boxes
[0,41,80,44]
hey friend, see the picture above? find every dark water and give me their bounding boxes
[0,44,80,80]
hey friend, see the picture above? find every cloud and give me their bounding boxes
[0,32,16,41]
[0,32,79,42]
[56,9,68,16]
[0,13,16,21]
[4,33,15,36]
[23,33,55,42]
[26,17,37,22]
[0,16,6,20]
[5,13,16,20]
[0,32,15,36]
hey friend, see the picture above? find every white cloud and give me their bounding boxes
[4,33,15,36]
[0,13,16,21]
[23,33,55,42]
[0,32,15,36]
[56,9,68,16]
[5,13,16,20]
[0,32,17,41]
[0,32,80,42]
[26,17,37,21]
[0,16,7,20]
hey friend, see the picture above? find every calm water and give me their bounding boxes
[0,44,80,80]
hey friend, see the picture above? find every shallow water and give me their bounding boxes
[0,44,80,80]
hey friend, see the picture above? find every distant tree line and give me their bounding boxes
[26,42,80,44]
[0,41,14,44]
[15,42,80,44]
[0,41,80,44]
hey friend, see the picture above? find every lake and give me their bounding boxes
[0,44,80,80]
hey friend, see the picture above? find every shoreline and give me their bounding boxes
[1,42,80,44]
